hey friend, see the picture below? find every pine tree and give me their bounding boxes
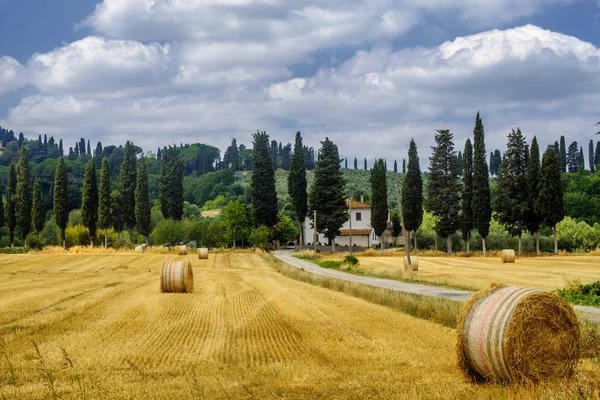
[539,148,564,253]
[16,147,32,242]
[364,158,367,170]
[6,163,16,246]
[559,135,566,172]
[82,159,99,246]
[32,178,45,234]
[426,129,460,254]
[472,112,492,254]
[589,140,595,173]
[566,141,579,172]
[370,159,388,240]
[98,157,111,248]
[159,146,184,220]
[461,139,473,253]
[135,157,151,243]
[58,139,63,156]
[53,157,69,247]
[393,160,397,173]
[354,157,358,170]
[525,136,542,254]
[402,139,423,262]
[119,141,137,230]
[309,138,347,251]
[402,159,406,174]
[494,128,529,254]
[578,146,585,171]
[493,150,502,176]
[288,132,308,245]
[251,131,278,228]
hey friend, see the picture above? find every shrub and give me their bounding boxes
[65,225,91,247]
[26,233,44,250]
[150,219,187,246]
[249,226,271,250]
[0,247,27,254]
[556,281,600,307]
[343,255,359,265]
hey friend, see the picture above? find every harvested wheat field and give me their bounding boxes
[353,255,600,291]
[0,253,598,399]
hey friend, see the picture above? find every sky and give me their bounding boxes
[1,0,600,166]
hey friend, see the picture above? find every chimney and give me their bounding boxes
[360,192,364,203]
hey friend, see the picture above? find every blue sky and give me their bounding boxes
[1,0,600,163]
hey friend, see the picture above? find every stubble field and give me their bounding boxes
[0,252,599,399]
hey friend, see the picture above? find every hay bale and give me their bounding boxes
[198,247,209,259]
[178,245,187,255]
[456,284,580,383]
[134,244,146,253]
[501,249,515,263]
[403,256,418,271]
[160,261,194,293]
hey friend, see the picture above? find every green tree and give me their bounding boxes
[393,160,397,173]
[472,112,492,255]
[32,177,45,234]
[288,131,308,245]
[150,219,186,246]
[272,214,299,245]
[53,157,69,247]
[251,131,278,227]
[6,163,16,246]
[525,136,542,254]
[566,141,579,173]
[98,157,111,248]
[559,135,566,172]
[222,200,250,247]
[309,137,347,251]
[401,139,423,262]
[370,159,388,240]
[16,147,32,242]
[111,190,124,235]
[426,129,460,254]
[595,141,600,171]
[135,157,151,243]
[354,157,358,170]
[0,180,4,230]
[402,159,406,174]
[539,148,564,253]
[119,141,137,231]
[461,139,473,254]
[589,140,595,173]
[159,146,185,220]
[578,146,585,172]
[364,158,367,170]
[391,211,401,246]
[249,225,271,250]
[82,159,99,246]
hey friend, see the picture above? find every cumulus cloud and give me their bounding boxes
[0,56,27,95]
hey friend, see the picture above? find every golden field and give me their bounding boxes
[0,252,599,399]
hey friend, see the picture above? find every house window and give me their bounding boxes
[356,212,362,221]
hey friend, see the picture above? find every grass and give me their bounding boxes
[556,280,600,307]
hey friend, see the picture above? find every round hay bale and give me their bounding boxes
[456,284,580,383]
[198,247,209,259]
[501,249,516,263]
[178,245,187,255]
[160,261,194,293]
[403,256,418,271]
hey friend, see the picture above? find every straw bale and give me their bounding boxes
[199,247,209,259]
[501,249,515,263]
[160,261,194,293]
[178,245,187,255]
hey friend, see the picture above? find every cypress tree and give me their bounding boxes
[111,190,124,235]
[270,140,279,170]
[87,140,91,156]
[472,112,491,255]
[402,139,423,263]
[489,151,494,176]
[559,135,566,172]
[38,134,42,144]
[288,132,308,245]
[59,139,64,156]
[32,178,45,234]
[53,157,69,247]
[344,158,348,169]
[18,133,24,148]
[393,160,397,173]
[455,151,463,177]
[6,163,16,246]
[98,157,111,248]
[578,146,585,171]
[43,134,47,147]
[525,136,542,254]
[0,180,4,230]
[119,141,137,231]
[16,147,32,242]
[493,150,502,176]
[94,142,103,168]
[159,146,184,220]
[251,131,278,227]
[596,141,600,171]
[370,159,388,240]
[309,137,347,251]
[354,157,358,170]
[566,141,579,172]
[461,139,473,254]
[364,158,367,170]
[82,158,99,246]
[135,157,151,244]
[553,141,559,157]
[589,140,595,173]
[402,159,406,174]
[539,148,564,253]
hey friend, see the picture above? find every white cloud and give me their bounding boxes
[0,56,27,95]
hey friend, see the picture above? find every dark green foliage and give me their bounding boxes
[222,200,250,247]
[82,158,99,243]
[455,151,463,177]
[26,232,44,250]
[32,177,45,233]
[6,163,16,244]
[288,132,308,239]
[461,139,473,242]
[426,130,460,240]
[0,179,4,229]
[556,281,600,307]
[595,142,600,171]
[183,170,235,208]
[110,190,124,233]
[370,159,388,237]
[402,139,423,233]
[270,140,279,170]
[354,157,358,170]
[391,211,401,238]
[224,138,239,171]
[589,140,595,173]
[150,218,186,246]
[53,157,69,243]
[579,146,585,171]
[402,159,406,174]
[472,112,491,240]
[553,141,559,157]
[309,137,348,243]
[119,141,137,230]
[280,143,292,171]
[343,255,359,265]
[159,146,184,220]
[135,157,151,240]
[364,158,367,170]
[98,158,111,230]
[525,137,541,236]
[559,135,566,172]
[303,146,315,170]
[251,131,278,228]
[489,149,501,176]
[539,148,564,230]
[16,147,32,239]
[344,158,348,169]
[393,160,397,173]
[566,141,579,172]
[59,139,63,156]
[179,143,220,176]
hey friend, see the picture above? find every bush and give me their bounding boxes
[249,226,271,250]
[65,225,90,247]
[343,255,359,265]
[556,281,600,307]
[41,217,60,246]
[26,233,44,250]
[150,219,187,246]
[0,247,27,254]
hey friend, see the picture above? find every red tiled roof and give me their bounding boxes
[346,199,370,209]
[339,229,372,236]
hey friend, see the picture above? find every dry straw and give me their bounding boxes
[456,284,580,384]
[160,261,194,293]
[501,249,516,263]
[198,248,209,259]
[403,256,419,271]
[178,245,187,255]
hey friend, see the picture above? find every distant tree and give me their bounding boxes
[402,158,406,174]
[87,140,91,156]
[53,157,69,247]
[461,139,474,253]
[222,200,250,247]
[43,134,47,147]
[370,159,388,240]
[16,147,32,242]
[119,141,137,231]
[393,160,397,173]
[94,142,103,168]
[589,140,595,173]
[38,135,42,144]
[578,146,585,172]
[252,131,278,227]
[159,146,184,220]
[566,141,579,173]
[135,157,151,244]
[98,157,111,248]
[344,158,348,169]
[272,213,299,245]
[110,190,124,235]
[559,135,566,172]
[354,157,358,170]
[82,159,99,246]
[18,132,24,148]
[288,132,308,245]
[596,141,600,171]
[309,137,347,251]
[6,163,16,246]
[455,151,463,177]
[553,141,559,157]
[525,136,542,254]
[79,138,86,157]
[270,140,279,170]
[402,139,423,262]
[364,158,367,170]
[539,148,564,253]
[32,178,45,234]
[58,139,64,156]
[472,112,492,255]
[391,211,401,246]
[280,143,292,170]
[426,129,460,254]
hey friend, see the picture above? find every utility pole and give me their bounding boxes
[313,210,317,252]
